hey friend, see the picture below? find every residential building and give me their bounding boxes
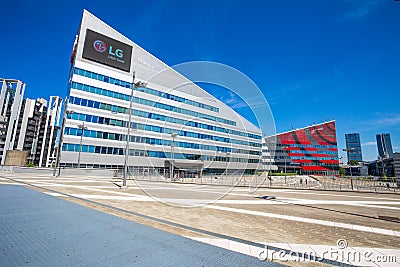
[60,10,262,177]
[0,79,25,165]
[262,121,339,176]
[345,133,362,162]
[0,79,62,166]
[14,97,62,166]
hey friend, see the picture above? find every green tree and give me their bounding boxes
[349,160,359,166]
[339,166,346,177]
[25,162,35,167]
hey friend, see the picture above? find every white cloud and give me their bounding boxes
[362,141,376,146]
[338,0,379,21]
[370,113,400,126]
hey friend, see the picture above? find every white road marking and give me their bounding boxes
[186,237,400,266]
[205,205,400,237]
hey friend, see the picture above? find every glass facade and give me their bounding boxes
[376,133,393,159]
[345,133,362,162]
[61,11,262,176]
[73,67,220,113]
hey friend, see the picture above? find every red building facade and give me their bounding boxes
[263,121,339,176]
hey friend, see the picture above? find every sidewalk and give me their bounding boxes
[0,184,279,266]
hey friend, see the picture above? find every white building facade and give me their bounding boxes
[61,10,262,176]
[0,79,25,165]
[0,79,62,166]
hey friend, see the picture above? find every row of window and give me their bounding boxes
[273,162,339,168]
[288,156,339,160]
[71,81,235,126]
[64,127,260,155]
[269,143,338,149]
[262,149,338,155]
[62,143,260,163]
[68,95,261,141]
[66,112,261,148]
[73,67,219,112]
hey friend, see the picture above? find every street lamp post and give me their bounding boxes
[339,156,343,190]
[77,122,88,168]
[226,151,230,179]
[343,148,355,190]
[283,146,288,184]
[122,72,147,189]
[53,109,74,177]
[170,133,177,181]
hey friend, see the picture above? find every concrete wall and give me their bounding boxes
[4,150,28,166]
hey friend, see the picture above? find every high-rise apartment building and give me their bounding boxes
[14,97,62,166]
[0,79,25,165]
[376,133,393,159]
[0,79,62,166]
[345,133,363,162]
[61,10,262,177]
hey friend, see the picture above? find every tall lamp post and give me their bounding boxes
[343,148,355,190]
[122,73,147,188]
[225,151,230,179]
[283,146,288,184]
[53,109,74,177]
[170,133,177,181]
[77,122,88,168]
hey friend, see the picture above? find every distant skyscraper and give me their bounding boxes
[345,133,363,162]
[376,133,393,159]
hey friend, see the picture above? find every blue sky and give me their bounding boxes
[1,0,399,161]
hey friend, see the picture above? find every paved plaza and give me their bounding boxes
[0,184,278,267]
[1,173,400,266]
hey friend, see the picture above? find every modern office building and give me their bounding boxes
[376,133,393,159]
[61,10,262,177]
[345,133,363,163]
[0,79,25,165]
[262,121,339,176]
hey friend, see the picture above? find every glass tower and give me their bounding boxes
[345,133,362,162]
[376,133,393,159]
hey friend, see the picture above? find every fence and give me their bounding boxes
[126,172,399,193]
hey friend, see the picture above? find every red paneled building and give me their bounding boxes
[263,121,339,176]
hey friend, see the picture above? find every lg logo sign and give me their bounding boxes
[93,39,124,59]
[93,40,106,52]
[83,29,132,72]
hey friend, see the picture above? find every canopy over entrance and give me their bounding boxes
[165,160,204,179]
